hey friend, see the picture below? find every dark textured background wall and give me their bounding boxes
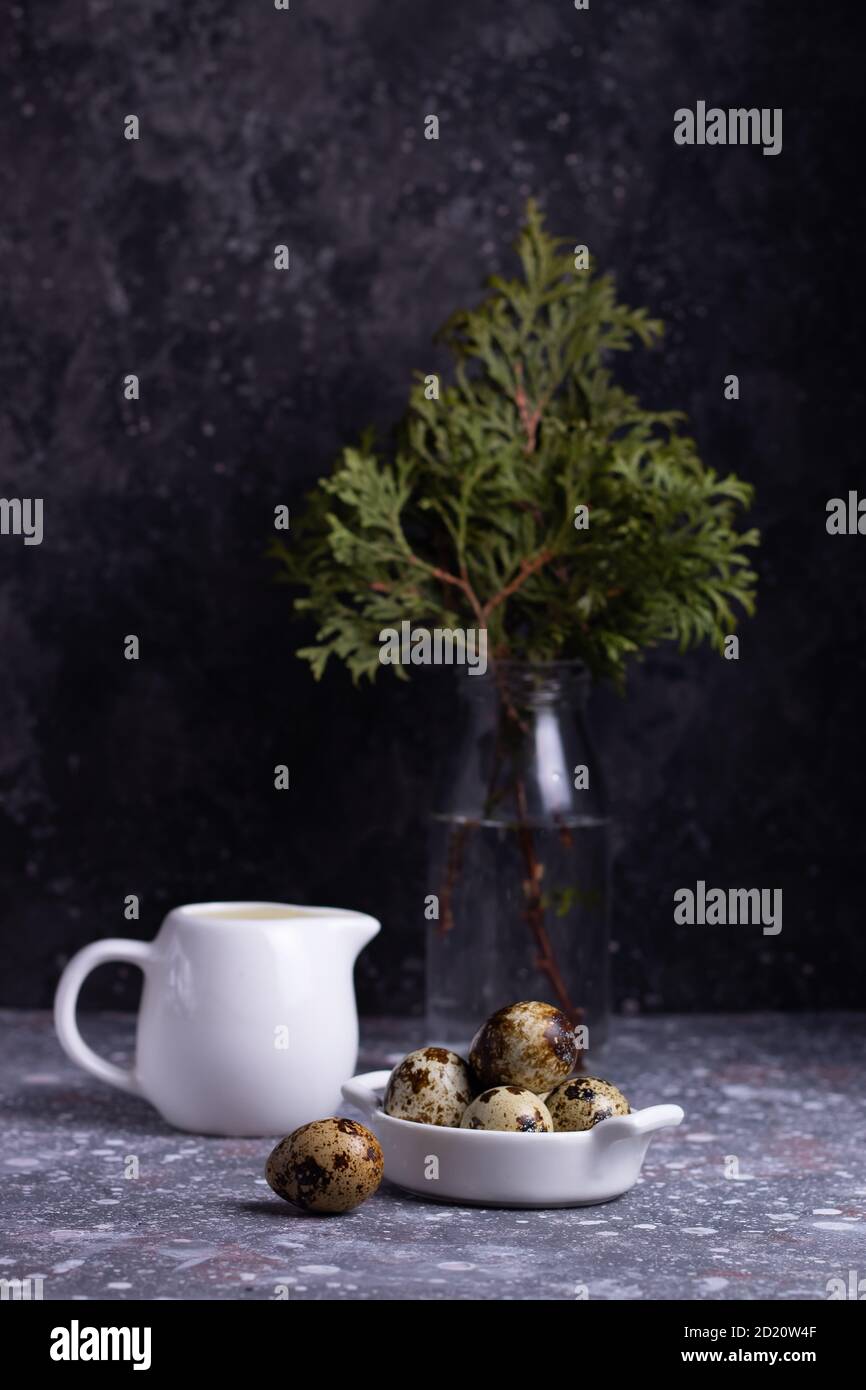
[1,0,864,1015]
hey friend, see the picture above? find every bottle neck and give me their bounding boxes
[456,660,590,712]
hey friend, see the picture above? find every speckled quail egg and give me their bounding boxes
[469,1000,579,1092]
[265,1118,384,1213]
[460,1085,554,1132]
[384,1047,474,1126]
[545,1076,630,1131]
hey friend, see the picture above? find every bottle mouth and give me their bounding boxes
[456,658,590,703]
[489,659,588,670]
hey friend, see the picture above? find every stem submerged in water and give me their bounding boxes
[435,664,585,1027]
[438,821,472,936]
[513,774,581,1023]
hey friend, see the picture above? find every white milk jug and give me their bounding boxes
[54,901,380,1135]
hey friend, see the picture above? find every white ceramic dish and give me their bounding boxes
[342,1070,685,1209]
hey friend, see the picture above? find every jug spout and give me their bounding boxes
[301,909,379,961]
[273,905,380,968]
[340,911,380,960]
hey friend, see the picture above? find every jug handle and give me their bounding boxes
[54,938,154,1096]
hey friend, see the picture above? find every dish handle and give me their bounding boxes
[341,1070,390,1121]
[630,1103,685,1134]
[590,1104,685,1147]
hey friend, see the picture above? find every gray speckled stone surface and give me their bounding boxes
[1,1010,864,1301]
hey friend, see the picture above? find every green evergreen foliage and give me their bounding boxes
[272,201,758,685]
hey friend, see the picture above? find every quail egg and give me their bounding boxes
[460,1085,554,1132]
[546,1076,630,1131]
[469,1000,579,1092]
[384,1046,474,1126]
[265,1117,384,1213]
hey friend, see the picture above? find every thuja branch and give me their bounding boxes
[277,198,759,685]
[513,360,552,456]
[481,548,555,624]
[406,553,485,629]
